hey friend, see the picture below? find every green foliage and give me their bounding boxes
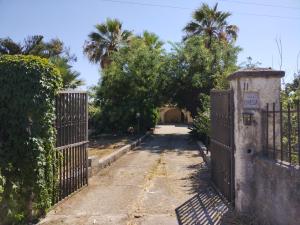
[285,72,300,95]
[183,3,238,44]
[88,103,102,131]
[0,35,83,89]
[93,37,165,133]
[279,80,300,164]
[189,96,210,144]
[0,35,68,59]
[0,55,62,224]
[50,57,84,89]
[180,4,240,141]
[165,36,240,116]
[138,31,164,50]
[83,18,132,69]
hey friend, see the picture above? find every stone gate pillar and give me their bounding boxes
[228,69,284,212]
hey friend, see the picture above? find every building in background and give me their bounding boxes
[159,106,193,124]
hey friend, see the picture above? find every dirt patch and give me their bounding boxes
[88,135,140,159]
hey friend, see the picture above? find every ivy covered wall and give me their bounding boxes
[0,55,62,224]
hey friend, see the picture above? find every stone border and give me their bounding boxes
[88,131,152,177]
[197,141,211,168]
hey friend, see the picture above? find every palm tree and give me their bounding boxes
[0,35,84,89]
[0,35,43,55]
[83,18,132,69]
[139,31,163,50]
[0,35,70,59]
[184,3,238,46]
[50,57,85,89]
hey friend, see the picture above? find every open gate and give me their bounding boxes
[210,90,235,204]
[54,91,88,203]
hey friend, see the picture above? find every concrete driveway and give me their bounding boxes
[39,125,226,225]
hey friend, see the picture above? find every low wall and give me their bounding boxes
[88,132,151,177]
[252,156,300,225]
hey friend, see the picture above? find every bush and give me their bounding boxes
[190,108,210,145]
[0,55,62,224]
[189,94,210,145]
[93,38,165,133]
[95,103,159,134]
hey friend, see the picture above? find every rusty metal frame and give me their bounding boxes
[53,91,89,204]
[210,89,235,204]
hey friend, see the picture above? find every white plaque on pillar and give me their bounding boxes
[243,92,259,109]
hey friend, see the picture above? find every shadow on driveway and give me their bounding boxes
[175,162,231,225]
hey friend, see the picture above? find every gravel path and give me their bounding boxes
[39,125,227,225]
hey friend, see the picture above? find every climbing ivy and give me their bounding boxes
[0,55,62,224]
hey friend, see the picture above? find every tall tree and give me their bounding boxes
[139,31,163,50]
[184,3,238,46]
[165,36,240,116]
[83,18,132,69]
[0,35,83,88]
[0,35,65,58]
[93,37,166,133]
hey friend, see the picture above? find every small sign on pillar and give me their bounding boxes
[243,92,259,109]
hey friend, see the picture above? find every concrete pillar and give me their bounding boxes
[228,69,284,212]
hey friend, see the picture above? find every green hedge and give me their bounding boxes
[0,55,62,224]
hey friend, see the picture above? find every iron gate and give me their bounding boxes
[54,91,88,203]
[210,89,235,204]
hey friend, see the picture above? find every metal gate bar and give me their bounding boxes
[210,89,235,204]
[54,91,88,204]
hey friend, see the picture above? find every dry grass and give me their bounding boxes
[88,134,140,158]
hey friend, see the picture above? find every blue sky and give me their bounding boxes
[0,0,300,88]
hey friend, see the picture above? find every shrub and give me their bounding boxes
[0,55,62,224]
[190,108,210,145]
[94,38,165,133]
[189,95,210,145]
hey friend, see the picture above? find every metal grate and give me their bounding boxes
[209,89,235,204]
[54,91,88,203]
[264,102,300,166]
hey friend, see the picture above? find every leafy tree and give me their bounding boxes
[165,36,240,116]
[184,3,238,47]
[138,31,164,50]
[83,18,132,69]
[93,37,166,133]
[285,71,300,94]
[0,35,83,89]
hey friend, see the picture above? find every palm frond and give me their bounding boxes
[183,3,238,44]
[84,18,131,68]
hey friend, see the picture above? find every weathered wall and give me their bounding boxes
[230,74,282,212]
[253,157,300,225]
[227,69,300,225]
[164,108,182,123]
